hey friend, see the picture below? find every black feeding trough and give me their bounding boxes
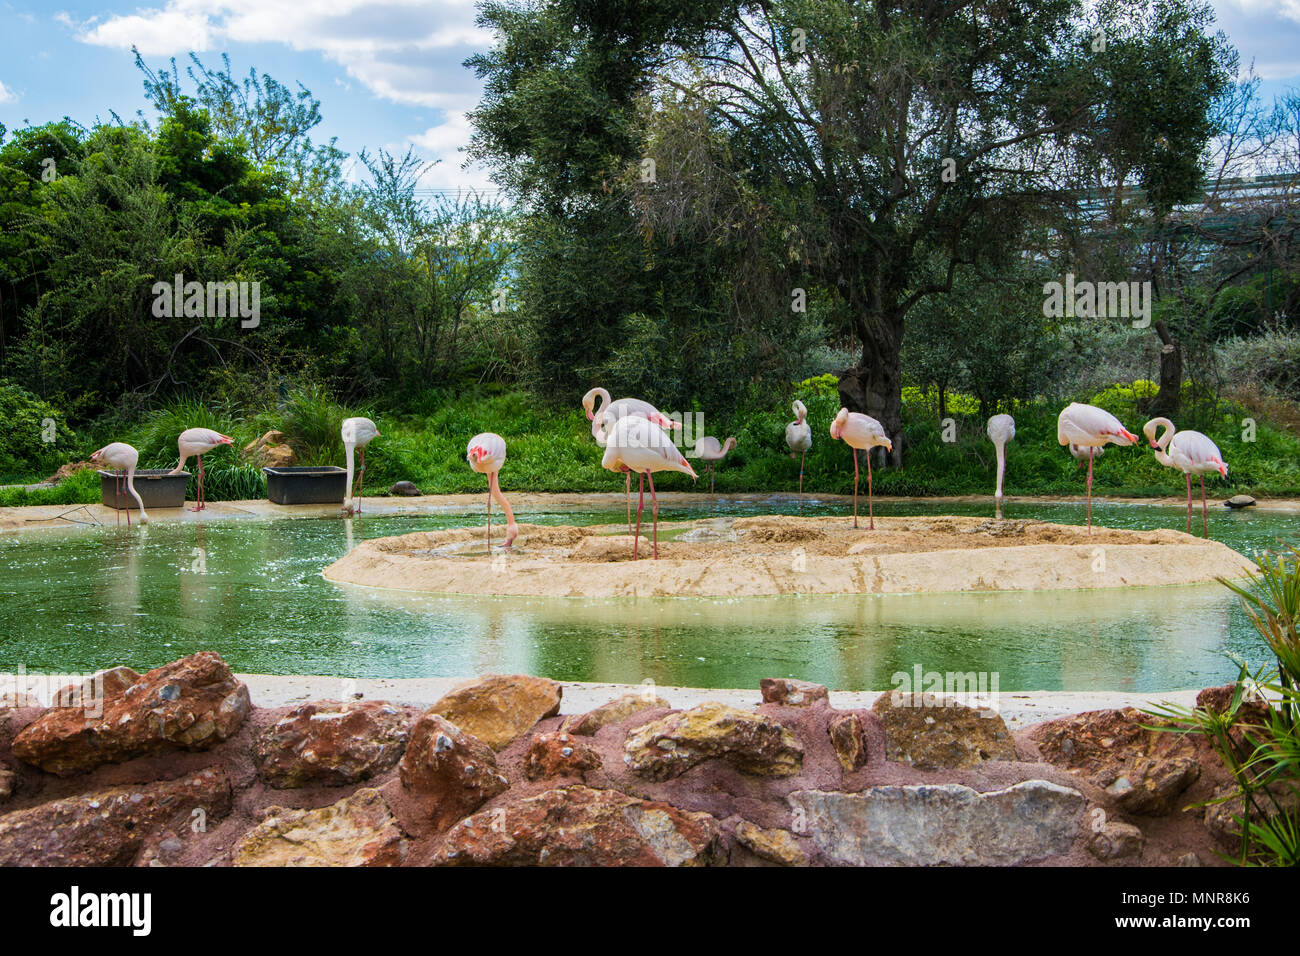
[98,469,189,510]
[264,465,349,505]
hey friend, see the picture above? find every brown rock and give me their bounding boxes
[233,788,407,867]
[242,430,298,467]
[44,460,95,485]
[624,702,803,780]
[0,766,232,866]
[524,732,601,780]
[0,767,14,802]
[1032,707,1201,816]
[1176,852,1202,866]
[255,699,412,789]
[828,713,869,772]
[399,712,509,830]
[760,678,829,707]
[1204,782,1300,847]
[431,785,724,866]
[1196,683,1273,729]
[1087,820,1145,861]
[872,692,1015,770]
[734,820,808,866]
[11,652,251,776]
[429,674,561,751]
[389,481,422,496]
[559,692,671,735]
[0,692,41,710]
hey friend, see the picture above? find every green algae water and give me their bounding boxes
[1,498,1294,691]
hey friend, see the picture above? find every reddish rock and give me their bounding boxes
[399,713,509,830]
[1203,782,1300,847]
[1032,707,1200,816]
[233,788,407,867]
[0,766,232,866]
[873,693,1015,770]
[0,692,42,710]
[1196,684,1274,729]
[524,732,601,780]
[11,652,251,776]
[0,767,14,802]
[760,678,829,707]
[1088,820,1145,861]
[828,713,869,772]
[559,693,671,736]
[254,699,413,789]
[430,674,562,751]
[734,820,808,866]
[624,702,803,780]
[431,785,724,866]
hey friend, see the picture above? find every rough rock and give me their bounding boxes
[0,766,232,866]
[1176,852,1203,866]
[1087,820,1145,861]
[398,712,509,830]
[254,699,412,789]
[790,780,1084,866]
[1204,782,1300,847]
[624,702,803,780]
[827,713,869,772]
[0,692,42,710]
[1224,495,1256,509]
[524,732,601,780]
[872,692,1015,770]
[559,692,671,736]
[431,785,724,866]
[734,820,808,866]
[389,481,422,496]
[233,788,407,867]
[429,674,561,751]
[1032,707,1201,815]
[12,652,251,776]
[0,767,14,801]
[242,431,297,467]
[760,678,829,707]
[1196,683,1273,730]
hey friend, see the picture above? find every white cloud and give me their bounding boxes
[0,80,18,105]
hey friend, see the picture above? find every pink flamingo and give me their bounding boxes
[829,408,892,529]
[1056,402,1138,528]
[583,387,679,532]
[1069,443,1104,467]
[342,417,380,515]
[601,415,697,559]
[169,427,233,511]
[785,400,812,506]
[466,432,518,552]
[90,442,148,526]
[987,413,1015,516]
[1144,417,1227,537]
[696,436,736,495]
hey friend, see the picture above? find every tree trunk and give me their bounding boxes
[838,333,904,467]
[1148,320,1182,417]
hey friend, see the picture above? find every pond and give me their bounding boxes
[1,497,1294,691]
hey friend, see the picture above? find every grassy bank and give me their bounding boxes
[3,378,1299,508]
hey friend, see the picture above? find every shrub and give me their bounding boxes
[0,381,78,480]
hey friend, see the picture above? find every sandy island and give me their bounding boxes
[323,514,1256,597]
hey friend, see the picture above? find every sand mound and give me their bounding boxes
[323,515,1257,598]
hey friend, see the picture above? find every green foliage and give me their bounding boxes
[0,381,77,479]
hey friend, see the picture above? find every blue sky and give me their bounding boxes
[2,0,1298,193]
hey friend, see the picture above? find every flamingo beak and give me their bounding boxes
[585,409,594,421]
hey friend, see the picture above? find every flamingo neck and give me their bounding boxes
[995,444,1006,499]
[124,464,148,522]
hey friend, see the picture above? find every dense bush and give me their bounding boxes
[0,381,77,480]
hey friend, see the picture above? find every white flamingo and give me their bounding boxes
[169,427,234,511]
[696,436,736,495]
[90,442,148,526]
[829,408,892,529]
[601,415,697,559]
[466,432,518,551]
[785,400,812,506]
[1144,417,1228,537]
[1069,443,1104,466]
[341,417,380,515]
[987,414,1015,513]
[1057,402,1138,528]
[583,387,679,532]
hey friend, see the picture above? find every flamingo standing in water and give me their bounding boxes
[785,400,812,507]
[987,414,1015,517]
[829,408,892,529]
[1057,403,1138,528]
[342,417,380,515]
[466,432,518,552]
[696,436,736,495]
[170,427,233,511]
[90,442,148,526]
[583,387,679,532]
[1143,417,1227,537]
[601,415,697,559]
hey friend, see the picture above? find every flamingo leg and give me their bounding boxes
[1185,472,1192,535]
[1086,448,1094,530]
[625,472,631,535]
[852,448,859,529]
[709,461,715,496]
[798,450,805,510]
[115,472,122,526]
[122,471,130,527]
[486,480,492,552]
[867,449,874,531]
[634,473,645,560]
[648,471,659,560]
[192,455,205,512]
[1200,476,1208,538]
[357,448,365,515]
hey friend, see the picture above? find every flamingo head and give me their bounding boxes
[793,400,807,423]
[89,447,104,463]
[581,388,599,420]
[466,446,484,464]
[829,407,849,440]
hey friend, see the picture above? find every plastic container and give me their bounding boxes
[263,466,348,505]
[99,469,189,510]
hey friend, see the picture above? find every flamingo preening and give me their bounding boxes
[986,414,1015,517]
[696,436,736,495]
[583,387,679,532]
[341,417,380,515]
[1069,443,1104,467]
[90,442,148,526]
[1057,402,1138,528]
[601,415,697,559]
[466,432,518,552]
[785,400,812,507]
[829,408,891,530]
[1143,417,1227,537]
[169,427,234,511]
